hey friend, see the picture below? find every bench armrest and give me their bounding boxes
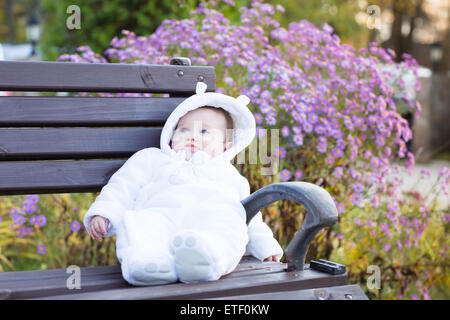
[241,182,338,271]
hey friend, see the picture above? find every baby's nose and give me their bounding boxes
[189,133,202,142]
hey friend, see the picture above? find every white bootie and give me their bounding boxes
[124,252,177,286]
[171,231,221,283]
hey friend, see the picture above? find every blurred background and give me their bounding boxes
[0,0,448,161]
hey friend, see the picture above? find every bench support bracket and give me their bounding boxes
[242,182,338,271]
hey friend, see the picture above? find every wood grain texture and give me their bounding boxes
[0,256,348,300]
[0,127,161,160]
[0,61,215,93]
[0,96,184,127]
[0,159,126,195]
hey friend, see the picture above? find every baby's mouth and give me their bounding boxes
[185,144,199,152]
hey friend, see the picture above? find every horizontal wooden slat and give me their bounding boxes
[0,61,215,93]
[0,257,347,299]
[0,127,160,160]
[0,257,280,283]
[33,269,347,300]
[0,96,184,127]
[0,159,126,195]
[0,257,277,299]
[0,257,288,300]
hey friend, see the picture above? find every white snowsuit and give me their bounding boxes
[83,82,283,286]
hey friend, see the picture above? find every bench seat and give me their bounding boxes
[0,257,351,300]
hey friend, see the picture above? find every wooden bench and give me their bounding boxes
[0,58,367,300]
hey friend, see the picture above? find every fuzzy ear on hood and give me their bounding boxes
[160,82,256,162]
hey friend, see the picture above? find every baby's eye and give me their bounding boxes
[201,129,208,134]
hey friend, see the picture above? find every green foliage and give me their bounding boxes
[268,0,369,49]
[0,193,117,271]
[39,0,200,61]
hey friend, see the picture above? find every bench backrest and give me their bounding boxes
[0,59,215,195]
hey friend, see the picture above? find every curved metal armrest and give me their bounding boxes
[241,182,338,271]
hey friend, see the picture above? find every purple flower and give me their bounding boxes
[223,0,235,6]
[375,135,385,147]
[26,194,39,203]
[317,142,327,153]
[281,126,290,137]
[22,196,38,213]
[352,182,364,193]
[400,216,408,226]
[371,156,380,168]
[335,202,345,214]
[280,169,291,181]
[351,193,362,205]
[387,201,399,213]
[275,4,285,12]
[278,147,287,159]
[349,168,361,180]
[303,122,313,133]
[36,215,47,227]
[308,113,319,123]
[13,214,25,226]
[254,113,263,124]
[383,243,391,251]
[353,218,362,226]
[224,57,233,67]
[37,244,46,255]
[294,169,302,179]
[366,220,375,228]
[314,125,325,135]
[224,76,235,86]
[16,227,26,238]
[265,115,277,126]
[331,147,343,158]
[29,216,37,225]
[70,221,81,232]
[344,118,354,131]
[293,134,303,146]
[334,166,344,178]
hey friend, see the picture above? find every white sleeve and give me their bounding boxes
[238,176,284,261]
[83,148,156,237]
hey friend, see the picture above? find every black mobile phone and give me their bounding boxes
[309,259,346,275]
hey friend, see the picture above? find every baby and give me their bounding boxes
[84,82,283,286]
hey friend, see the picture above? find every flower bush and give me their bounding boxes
[2,0,448,299]
[0,193,116,271]
[330,168,449,299]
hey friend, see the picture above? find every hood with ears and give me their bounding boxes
[160,82,256,163]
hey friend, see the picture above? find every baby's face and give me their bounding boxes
[171,108,232,160]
